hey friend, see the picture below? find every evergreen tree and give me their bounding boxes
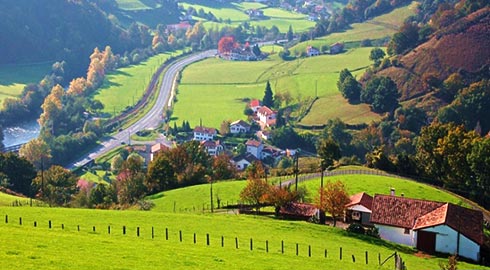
[287,25,294,42]
[263,81,274,108]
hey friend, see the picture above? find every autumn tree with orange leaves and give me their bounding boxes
[315,180,350,227]
[218,36,237,54]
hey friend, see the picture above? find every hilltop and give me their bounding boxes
[374,7,490,110]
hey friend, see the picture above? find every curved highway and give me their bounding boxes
[68,50,217,169]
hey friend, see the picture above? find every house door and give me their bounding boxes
[417,230,436,254]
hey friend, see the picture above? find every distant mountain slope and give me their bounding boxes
[377,7,490,102]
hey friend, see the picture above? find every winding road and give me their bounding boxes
[67,50,217,170]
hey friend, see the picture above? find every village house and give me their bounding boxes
[231,153,258,170]
[344,192,373,226]
[245,8,265,20]
[150,143,170,161]
[370,194,483,261]
[306,45,320,57]
[330,42,344,54]
[279,202,319,220]
[166,21,191,33]
[245,139,264,159]
[257,106,277,128]
[193,126,217,141]
[230,120,251,134]
[200,140,224,156]
[249,99,262,113]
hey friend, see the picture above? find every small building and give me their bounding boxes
[245,139,264,159]
[150,143,170,161]
[166,21,191,33]
[330,42,344,54]
[306,45,320,57]
[231,153,258,170]
[193,126,217,141]
[200,140,224,156]
[257,106,277,128]
[230,120,251,134]
[249,99,262,113]
[344,192,373,226]
[279,202,319,220]
[370,194,483,262]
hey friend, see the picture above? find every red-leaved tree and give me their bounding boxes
[218,36,237,54]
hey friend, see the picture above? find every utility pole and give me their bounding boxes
[210,179,214,213]
[294,150,299,191]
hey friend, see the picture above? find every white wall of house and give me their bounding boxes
[234,159,251,170]
[417,225,480,261]
[376,225,414,246]
[194,132,214,141]
[247,145,262,159]
[230,124,248,134]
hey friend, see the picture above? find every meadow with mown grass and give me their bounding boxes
[0,62,52,103]
[93,51,183,117]
[172,47,381,128]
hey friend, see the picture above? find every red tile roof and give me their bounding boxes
[257,106,275,115]
[230,119,251,128]
[194,126,217,134]
[151,143,169,153]
[370,194,444,229]
[250,99,261,107]
[280,202,318,217]
[245,139,262,147]
[413,203,483,245]
[346,192,373,210]
[371,194,483,245]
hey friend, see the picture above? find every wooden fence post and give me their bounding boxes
[352,254,355,263]
[137,227,140,237]
[77,225,80,231]
[5,215,7,223]
[340,247,342,260]
[19,217,22,225]
[281,240,284,254]
[325,249,327,258]
[266,240,269,253]
[166,228,168,240]
[93,226,96,232]
[108,225,111,234]
[194,233,196,244]
[179,230,182,242]
[308,245,311,257]
[206,233,210,246]
[49,220,51,229]
[235,237,239,249]
[378,253,381,265]
[221,236,224,247]
[123,226,126,235]
[365,251,368,264]
[34,221,37,227]
[296,243,299,256]
[152,227,154,239]
[61,224,64,230]
[250,238,253,251]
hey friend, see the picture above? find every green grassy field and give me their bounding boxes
[93,51,182,117]
[173,47,381,127]
[182,1,315,33]
[115,0,160,10]
[0,206,486,269]
[148,180,247,213]
[290,2,418,53]
[0,62,52,104]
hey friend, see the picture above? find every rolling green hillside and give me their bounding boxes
[0,62,52,103]
[0,206,487,269]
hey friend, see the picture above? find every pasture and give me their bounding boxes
[0,62,52,104]
[173,47,380,127]
[93,51,182,117]
[0,205,486,269]
[115,0,161,10]
[290,1,418,53]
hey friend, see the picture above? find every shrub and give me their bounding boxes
[347,223,365,234]
[366,226,380,238]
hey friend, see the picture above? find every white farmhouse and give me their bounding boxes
[193,126,217,141]
[370,194,483,262]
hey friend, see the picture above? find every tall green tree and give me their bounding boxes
[369,47,386,67]
[19,138,52,171]
[0,153,36,196]
[263,81,274,108]
[33,165,78,206]
[287,25,294,41]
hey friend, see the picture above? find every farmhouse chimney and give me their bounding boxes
[390,188,395,196]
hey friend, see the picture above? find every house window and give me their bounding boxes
[352,211,361,220]
[404,228,410,234]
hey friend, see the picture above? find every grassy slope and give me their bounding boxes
[115,0,160,10]
[93,51,181,116]
[0,192,29,207]
[173,47,381,127]
[0,62,52,103]
[0,207,486,269]
[290,1,418,53]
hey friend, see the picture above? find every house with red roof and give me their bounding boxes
[257,106,277,128]
[245,139,264,159]
[150,143,170,161]
[193,126,217,141]
[200,140,224,156]
[231,153,258,170]
[344,192,373,225]
[370,194,483,261]
[249,99,261,113]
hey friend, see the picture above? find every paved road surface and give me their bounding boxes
[67,50,217,170]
